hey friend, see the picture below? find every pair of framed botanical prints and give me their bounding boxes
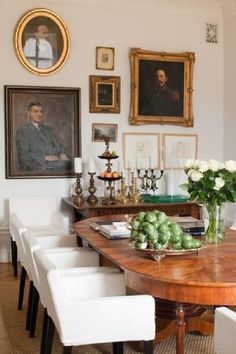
[122,132,198,171]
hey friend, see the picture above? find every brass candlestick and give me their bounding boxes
[73,173,84,205]
[129,171,141,204]
[87,172,98,204]
[118,176,128,204]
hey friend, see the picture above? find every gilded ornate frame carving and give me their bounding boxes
[129,48,195,126]
[89,75,120,113]
[14,8,70,76]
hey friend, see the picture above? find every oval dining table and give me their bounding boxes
[73,214,236,354]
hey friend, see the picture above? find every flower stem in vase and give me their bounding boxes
[204,203,225,244]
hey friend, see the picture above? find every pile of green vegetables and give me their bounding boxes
[130,210,203,251]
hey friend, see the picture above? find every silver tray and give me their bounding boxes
[128,241,208,262]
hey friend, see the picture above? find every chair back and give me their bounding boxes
[214,307,236,354]
[9,196,58,226]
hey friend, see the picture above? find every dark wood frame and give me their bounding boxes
[129,48,195,127]
[92,123,118,142]
[89,75,120,113]
[5,85,80,179]
[14,8,70,76]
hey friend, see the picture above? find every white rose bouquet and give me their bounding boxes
[181,159,236,205]
[181,159,236,244]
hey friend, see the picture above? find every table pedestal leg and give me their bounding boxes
[176,303,186,354]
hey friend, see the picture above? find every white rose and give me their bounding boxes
[187,168,195,177]
[191,170,203,182]
[198,161,208,173]
[208,159,219,172]
[218,162,225,170]
[193,160,200,169]
[214,177,225,190]
[225,160,236,173]
[185,159,195,169]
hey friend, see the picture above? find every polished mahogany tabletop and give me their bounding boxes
[74,214,236,307]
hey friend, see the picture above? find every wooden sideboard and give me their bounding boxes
[62,197,200,221]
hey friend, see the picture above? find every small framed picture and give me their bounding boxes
[14,8,70,76]
[96,47,115,70]
[92,123,118,142]
[163,133,198,169]
[122,132,160,170]
[89,75,120,113]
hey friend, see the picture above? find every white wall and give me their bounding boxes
[0,0,224,226]
[224,15,236,160]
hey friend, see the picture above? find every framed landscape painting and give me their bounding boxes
[5,85,80,179]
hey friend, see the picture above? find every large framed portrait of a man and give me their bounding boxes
[129,48,195,127]
[5,85,80,179]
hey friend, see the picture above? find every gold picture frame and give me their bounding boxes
[130,48,195,127]
[162,133,198,170]
[122,132,160,170]
[14,8,70,76]
[96,47,115,70]
[89,75,120,113]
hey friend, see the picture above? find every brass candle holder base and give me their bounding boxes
[87,172,98,204]
[73,173,84,205]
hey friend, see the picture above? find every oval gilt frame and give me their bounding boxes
[14,8,70,75]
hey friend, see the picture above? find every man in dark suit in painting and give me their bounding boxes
[16,102,70,171]
[141,68,182,116]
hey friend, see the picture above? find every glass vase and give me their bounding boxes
[203,203,225,244]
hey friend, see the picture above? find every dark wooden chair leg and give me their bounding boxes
[44,316,55,354]
[29,287,39,337]
[11,238,18,277]
[62,346,72,354]
[26,281,34,330]
[112,342,124,354]
[144,340,153,354]
[40,308,49,354]
[18,266,26,310]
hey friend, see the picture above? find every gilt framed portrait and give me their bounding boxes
[5,85,80,179]
[14,8,70,75]
[129,48,195,126]
[89,75,120,113]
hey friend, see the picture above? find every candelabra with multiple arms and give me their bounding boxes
[137,168,164,194]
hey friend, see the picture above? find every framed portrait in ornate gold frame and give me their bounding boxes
[89,75,120,113]
[129,48,195,127]
[14,8,70,76]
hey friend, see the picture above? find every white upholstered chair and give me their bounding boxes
[9,196,70,276]
[22,230,119,340]
[214,307,236,354]
[34,249,155,354]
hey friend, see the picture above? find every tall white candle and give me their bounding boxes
[136,157,141,169]
[74,157,82,173]
[145,157,150,170]
[88,158,96,173]
[160,159,164,171]
[167,169,174,196]
[150,156,154,169]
